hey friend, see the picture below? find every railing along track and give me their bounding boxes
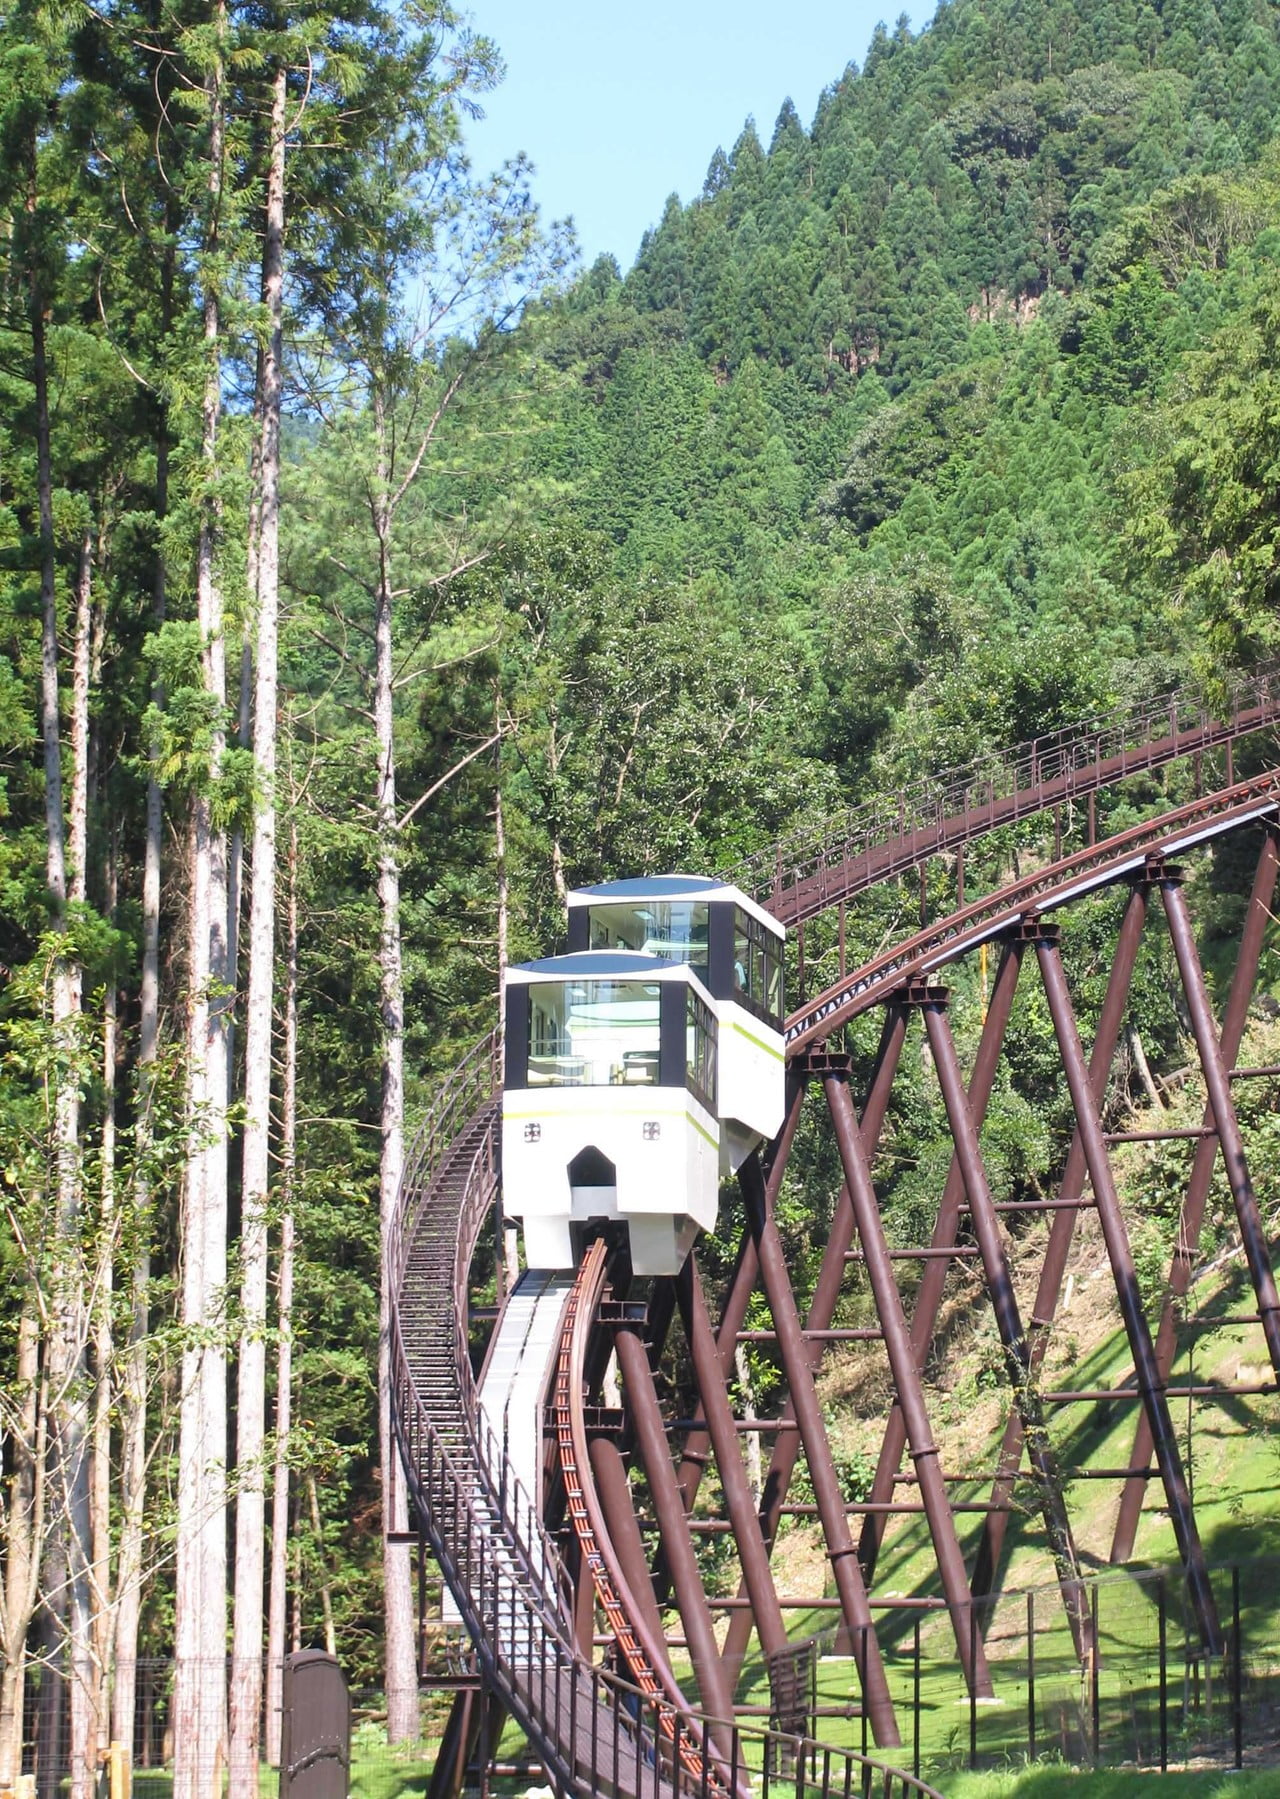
[392,678,1279,1799]
[786,771,1280,1049]
[727,663,1280,923]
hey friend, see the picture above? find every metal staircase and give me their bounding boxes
[390,1058,946,1797]
[391,1094,693,1795]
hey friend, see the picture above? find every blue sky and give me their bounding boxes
[461,3,930,276]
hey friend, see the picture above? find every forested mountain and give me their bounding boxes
[422,1,1267,952]
[2,0,1280,1778]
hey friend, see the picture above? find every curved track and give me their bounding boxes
[391,667,1280,1795]
[729,663,1280,920]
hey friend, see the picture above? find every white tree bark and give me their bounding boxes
[1127,1022,1165,1112]
[372,415,418,1742]
[68,532,92,904]
[229,63,287,1799]
[495,747,508,1019]
[174,17,230,1794]
[0,1310,46,1789]
[734,1344,763,1507]
[264,819,299,1766]
[547,712,568,907]
[494,766,516,1299]
[91,844,118,1761]
[306,1477,337,1659]
[33,259,94,1799]
[113,419,167,1755]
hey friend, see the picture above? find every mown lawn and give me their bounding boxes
[944,1773,1280,1799]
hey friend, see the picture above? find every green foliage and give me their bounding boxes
[1120,251,1280,669]
[6,0,1280,1691]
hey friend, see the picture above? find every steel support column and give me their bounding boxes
[676,1257,788,1688]
[425,1690,479,1799]
[1035,926,1221,1652]
[973,883,1150,1599]
[923,999,1092,1664]
[1113,828,1280,1560]
[614,1321,737,1746]
[738,1152,901,1747]
[569,1532,596,1657]
[673,1072,806,1510]
[824,1060,996,1699]
[1160,868,1280,1374]
[720,1007,909,1675]
[588,1435,673,1665]
[861,944,1024,1583]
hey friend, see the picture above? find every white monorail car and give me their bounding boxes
[501,877,786,1278]
[566,875,785,1174]
[502,952,721,1276]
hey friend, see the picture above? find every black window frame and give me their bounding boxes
[726,906,785,1028]
[684,987,717,1111]
[567,896,784,1027]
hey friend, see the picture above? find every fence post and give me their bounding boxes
[969,1603,977,1771]
[1026,1589,1036,1763]
[913,1616,921,1781]
[1158,1574,1168,1774]
[1091,1584,1100,1764]
[1232,1565,1243,1771]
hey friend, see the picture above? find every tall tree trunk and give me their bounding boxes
[33,210,94,1799]
[547,712,568,907]
[0,1310,46,1788]
[227,351,263,1051]
[372,427,418,1742]
[91,843,118,1760]
[495,732,508,1020]
[264,819,298,1767]
[230,63,287,1799]
[113,357,169,1760]
[305,1478,337,1659]
[1127,1023,1165,1112]
[174,16,230,1794]
[495,758,520,1294]
[69,531,92,903]
[734,1344,762,1506]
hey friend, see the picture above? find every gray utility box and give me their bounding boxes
[279,1652,350,1799]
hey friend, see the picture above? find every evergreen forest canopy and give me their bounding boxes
[2,0,1280,1781]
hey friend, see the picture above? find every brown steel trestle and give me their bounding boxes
[393,678,1279,1797]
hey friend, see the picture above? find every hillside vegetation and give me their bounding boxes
[0,0,1278,1758]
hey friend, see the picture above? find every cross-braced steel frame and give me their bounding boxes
[396,669,1280,1792]
[555,809,1279,1754]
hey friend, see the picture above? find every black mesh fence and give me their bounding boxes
[864,1559,1279,1778]
[9,1562,1280,1793]
[7,1664,455,1799]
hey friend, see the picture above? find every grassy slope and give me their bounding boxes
[711,1013,1280,1780]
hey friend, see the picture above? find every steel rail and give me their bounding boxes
[727,663,1280,922]
[785,773,1280,1048]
